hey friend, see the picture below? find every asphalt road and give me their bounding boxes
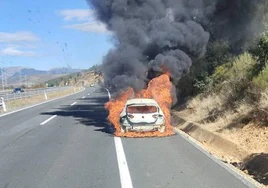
[0,86,256,188]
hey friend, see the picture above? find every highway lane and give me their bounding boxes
[0,88,90,149]
[124,136,251,188]
[0,86,256,188]
[0,87,120,188]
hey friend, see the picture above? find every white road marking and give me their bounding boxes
[70,102,77,106]
[40,115,57,125]
[174,128,260,188]
[114,137,133,188]
[105,88,111,100]
[88,93,90,95]
[105,88,132,188]
[82,96,85,99]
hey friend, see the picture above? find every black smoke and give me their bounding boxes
[206,0,267,53]
[88,0,266,93]
[88,0,210,92]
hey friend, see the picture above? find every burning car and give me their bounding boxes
[119,98,166,133]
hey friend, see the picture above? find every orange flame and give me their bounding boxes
[105,74,175,137]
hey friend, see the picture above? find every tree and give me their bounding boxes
[250,32,268,77]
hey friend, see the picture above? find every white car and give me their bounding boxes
[119,98,166,133]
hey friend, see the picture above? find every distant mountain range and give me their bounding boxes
[0,67,83,86]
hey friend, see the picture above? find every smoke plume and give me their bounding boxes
[88,0,266,93]
[207,0,267,52]
[88,0,210,92]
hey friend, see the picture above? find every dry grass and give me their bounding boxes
[260,91,268,109]
[184,93,223,122]
[59,72,98,87]
[220,124,268,153]
[176,89,268,187]
[0,87,82,113]
[177,89,268,154]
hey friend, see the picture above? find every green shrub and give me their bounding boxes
[253,65,268,89]
[211,63,232,86]
[205,40,232,75]
[176,40,232,98]
[211,53,255,91]
[250,32,268,77]
[193,72,212,93]
[207,53,258,106]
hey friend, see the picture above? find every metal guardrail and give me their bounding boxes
[0,87,71,102]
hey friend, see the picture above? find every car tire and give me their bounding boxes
[121,126,127,133]
[159,125,166,133]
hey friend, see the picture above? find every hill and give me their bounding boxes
[46,68,101,87]
[0,67,83,86]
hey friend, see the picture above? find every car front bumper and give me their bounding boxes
[122,124,163,132]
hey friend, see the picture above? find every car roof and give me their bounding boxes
[126,98,158,105]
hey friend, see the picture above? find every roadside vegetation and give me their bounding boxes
[176,2,268,157]
[46,65,101,87]
[180,35,268,127]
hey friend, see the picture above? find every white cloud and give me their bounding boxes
[64,22,111,34]
[0,32,39,43]
[0,47,36,57]
[59,9,95,21]
[6,43,37,49]
[58,9,111,34]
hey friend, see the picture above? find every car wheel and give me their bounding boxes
[121,126,127,133]
[159,125,166,133]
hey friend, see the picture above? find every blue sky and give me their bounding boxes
[0,0,113,70]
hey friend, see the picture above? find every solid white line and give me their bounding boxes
[0,88,85,118]
[70,102,77,106]
[105,88,132,188]
[105,88,111,100]
[82,96,85,99]
[174,128,260,188]
[114,137,133,188]
[40,115,57,125]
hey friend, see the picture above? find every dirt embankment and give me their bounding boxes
[176,108,268,156]
[173,96,268,187]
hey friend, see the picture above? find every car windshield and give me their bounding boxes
[127,105,158,114]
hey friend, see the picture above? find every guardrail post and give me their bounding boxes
[1,97,6,112]
[44,90,48,100]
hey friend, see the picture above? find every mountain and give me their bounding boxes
[12,68,46,77]
[0,67,83,86]
[46,70,101,87]
[48,67,82,74]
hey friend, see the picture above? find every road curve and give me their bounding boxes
[0,86,256,188]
